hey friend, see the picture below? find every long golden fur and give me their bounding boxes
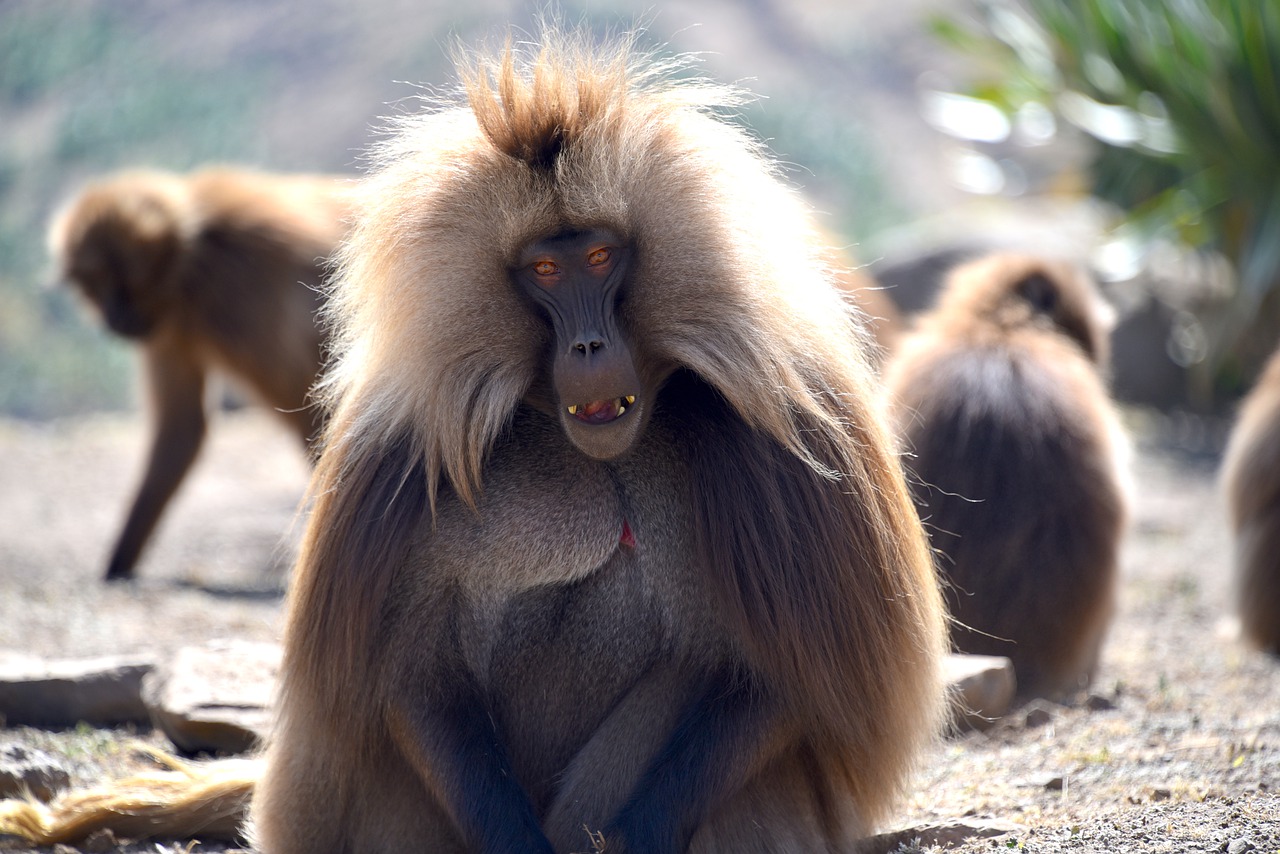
[1221,344,1280,653]
[250,31,945,854]
[0,752,257,846]
[883,253,1128,700]
[48,166,355,579]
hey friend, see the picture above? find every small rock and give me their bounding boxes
[943,654,1016,731]
[80,828,119,853]
[1040,774,1065,791]
[143,640,281,754]
[1024,706,1054,728]
[1084,693,1116,711]
[0,654,154,727]
[861,819,1026,853]
[1227,839,1255,854]
[0,743,71,801]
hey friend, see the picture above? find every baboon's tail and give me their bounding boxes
[0,750,259,846]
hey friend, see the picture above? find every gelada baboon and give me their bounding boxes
[1221,344,1280,653]
[250,32,946,854]
[48,167,355,580]
[882,253,1128,700]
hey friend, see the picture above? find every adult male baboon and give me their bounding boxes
[49,167,354,580]
[250,33,946,854]
[1222,344,1280,654]
[882,253,1127,700]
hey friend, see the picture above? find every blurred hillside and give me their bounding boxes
[1,0,1084,419]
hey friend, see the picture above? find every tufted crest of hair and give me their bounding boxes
[463,32,634,170]
[924,253,1113,367]
[288,31,946,825]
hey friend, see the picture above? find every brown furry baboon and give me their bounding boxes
[1221,344,1280,653]
[48,167,355,581]
[249,32,946,854]
[882,253,1128,700]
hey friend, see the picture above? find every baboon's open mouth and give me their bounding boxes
[567,395,636,425]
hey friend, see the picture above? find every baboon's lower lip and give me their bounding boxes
[567,395,636,424]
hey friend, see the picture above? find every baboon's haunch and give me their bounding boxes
[1222,344,1280,654]
[883,253,1127,700]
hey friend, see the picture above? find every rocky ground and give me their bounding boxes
[0,407,1277,852]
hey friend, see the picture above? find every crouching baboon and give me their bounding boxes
[1221,344,1280,653]
[48,167,355,580]
[249,32,947,854]
[882,254,1128,700]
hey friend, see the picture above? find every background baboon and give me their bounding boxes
[882,253,1128,700]
[49,167,354,580]
[1221,344,1280,653]
[251,33,946,854]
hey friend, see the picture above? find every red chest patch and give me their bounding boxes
[620,519,636,549]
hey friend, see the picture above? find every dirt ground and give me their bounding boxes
[0,406,1277,852]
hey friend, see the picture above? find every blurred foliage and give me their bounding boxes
[934,0,1280,397]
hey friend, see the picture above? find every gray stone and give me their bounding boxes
[1024,705,1054,728]
[1040,774,1065,791]
[79,828,119,853]
[143,640,280,755]
[1085,692,1117,711]
[0,652,154,727]
[0,743,71,801]
[943,653,1016,731]
[861,819,1026,853]
[1227,839,1255,854]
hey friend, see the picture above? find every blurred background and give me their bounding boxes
[3,7,1277,844]
[1,0,1276,421]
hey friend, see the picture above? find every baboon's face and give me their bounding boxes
[66,220,177,339]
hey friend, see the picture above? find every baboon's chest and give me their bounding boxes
[486,551,666,810]
[449,407,710,807]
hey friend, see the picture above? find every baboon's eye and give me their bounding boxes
[533,260,559,276]
[586,248,611,267]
